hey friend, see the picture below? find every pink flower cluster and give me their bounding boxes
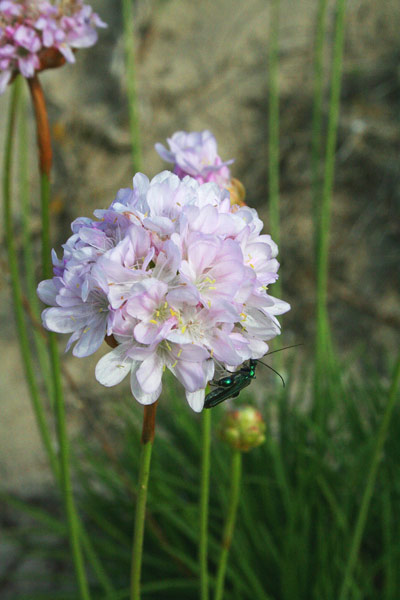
[0,0,106,94]
[38,129,289,411]
[156,130,233,187]
[38,169,289,412]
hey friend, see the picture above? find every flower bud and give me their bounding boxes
[227,177,246,207]
[220,406,266,452]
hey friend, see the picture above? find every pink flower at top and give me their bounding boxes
[0,0,106,94]
[38,170,290,412]
[155,130,234,187]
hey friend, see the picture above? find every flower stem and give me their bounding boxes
[268,0,281,299]
[27,75,52,278]
[18,85,55,405]
[315,0,346,414]
[311,0,328,243]
[51,336,91,600]
[199,409,211,600]
[130,403,157,600]
[27,73,91,600]
[3,76,59,481]
[122,0,142,172]
[214,450,242,600]
[338,353,400,600]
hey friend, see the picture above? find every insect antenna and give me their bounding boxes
[265,343,303,357]
[256,360,286,387]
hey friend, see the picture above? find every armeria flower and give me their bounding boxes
[220,407,266,452]
[155,130,234,188]
[38,169,290,412]
[0,0,106,94]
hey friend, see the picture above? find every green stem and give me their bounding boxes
[130,404,157,600]
[311,0,328,229]
[50,331,91,600]
[268,0,281,299]
[315,0,346,411]
[28,74,91,600]
[19,89,55,405]
[338,354,400,600]
[122,0,142,172]
[199,409,211,600]
[3,77,59,480]
[214,450,242,600]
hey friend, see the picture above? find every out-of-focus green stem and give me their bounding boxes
[315,0,346,411]
[268,0,281,299]
[339,353,400,600]
[130,403,157,600]
[199,409,211,600]
[3,77,59,481]
[311,0,328,225]
[122,0,142,172]
[214,450,242,600]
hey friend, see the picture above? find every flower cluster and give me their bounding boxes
[38,168,290,411]
[0,0,106,94]
[155,130,233,187]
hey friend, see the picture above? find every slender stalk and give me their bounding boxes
[268,0,282,368]
[130,403,157,600]
[50,335,90,600]
[27,75,52,278]
[268,0,281,299]
[315,0,346,413]
[214,450,242,600]
[27,73,91,600]
[311,0,329,227]
[2,76,59,480]
[122,0,142,172]
[199,409,211,600]
[338,354,400,600]
[18,86,55,404]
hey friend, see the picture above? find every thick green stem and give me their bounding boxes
[315,0,346,413]
[130,403,157,600]
[338,354,400,600]
[199,409,211,600]
[214,450,242,600]
[122,0,142,172]
[3,76,59,481]
[28,74,91,600]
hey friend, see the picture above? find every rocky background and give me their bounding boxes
[0,0,399,497]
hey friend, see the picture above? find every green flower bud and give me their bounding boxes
[219,406,266,452]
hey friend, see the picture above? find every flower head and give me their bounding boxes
[0,0,106,94]
[155,130,234,188]
[38,170,290,412]
[220,406,266,452]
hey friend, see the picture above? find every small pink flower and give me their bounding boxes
[156,130,233,186]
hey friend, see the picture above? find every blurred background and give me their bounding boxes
[1,0,400,598]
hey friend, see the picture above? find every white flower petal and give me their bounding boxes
[95,345,132,387]
[186,389,205,412]
[130,362,161,405]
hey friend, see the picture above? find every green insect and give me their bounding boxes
[204,359,258,409]
[204,345,300,409]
